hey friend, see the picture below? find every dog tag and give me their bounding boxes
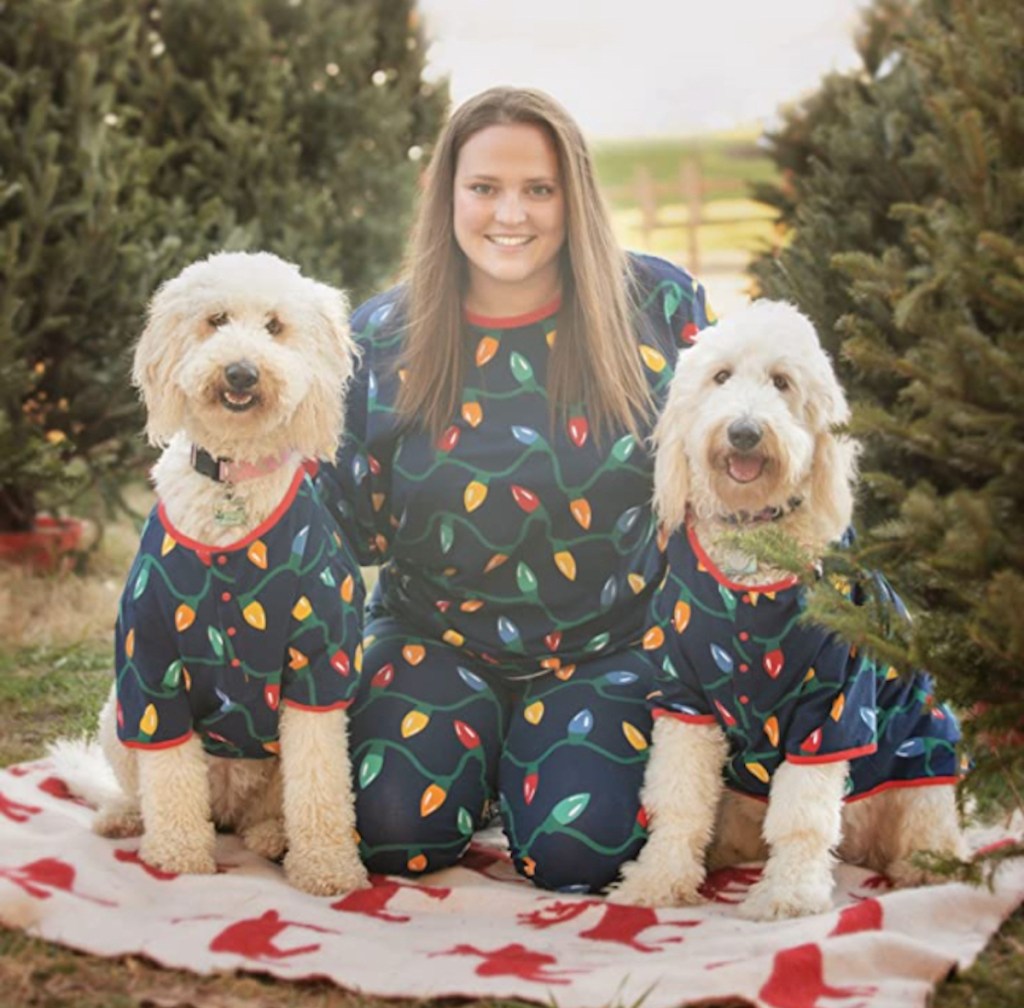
[214,498,248,527]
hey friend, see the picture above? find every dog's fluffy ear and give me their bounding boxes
[132,282,188,446]
[651,381,691,534]
[292,281,356,461]
[809,431,858,542]
[805,352,859,541]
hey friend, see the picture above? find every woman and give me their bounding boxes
[319,86,713,892]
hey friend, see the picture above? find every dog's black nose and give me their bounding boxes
[224,361,259,391]
[727,418,763,451]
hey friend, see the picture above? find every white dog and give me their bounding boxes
[614,300,964,919]
[90,251,367,896]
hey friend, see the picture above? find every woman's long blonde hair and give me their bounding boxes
[395,86,650,440]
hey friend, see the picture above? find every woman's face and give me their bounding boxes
[452,122,566,314]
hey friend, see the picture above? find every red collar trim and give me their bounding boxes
[157,465,306,553]
[464,295,561,329]
[686,522,800,594]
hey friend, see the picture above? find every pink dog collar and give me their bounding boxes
[190,445,297,484]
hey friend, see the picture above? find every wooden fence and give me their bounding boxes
[604,158,774,275]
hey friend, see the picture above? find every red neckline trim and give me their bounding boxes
[687,523,800,594]
[465,295,561,329]
[158,466,306,553]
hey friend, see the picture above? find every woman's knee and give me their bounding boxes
[354,773,480,875]
[499,790,643,893]
[500,752,649,892]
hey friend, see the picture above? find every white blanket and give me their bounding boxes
[0,759,1021,1008]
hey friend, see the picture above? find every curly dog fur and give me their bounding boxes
[91,251,367,896]
[613,300,964,919]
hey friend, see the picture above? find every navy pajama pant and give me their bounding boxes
[349,615,657,892]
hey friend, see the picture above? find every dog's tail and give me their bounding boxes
[46,735,122,809]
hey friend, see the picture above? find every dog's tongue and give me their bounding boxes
[727,454,765,483]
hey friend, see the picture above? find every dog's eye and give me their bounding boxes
[713,369,731,385]
[772,374,790,391]
[265,316,283,336]
[208,312,229,328]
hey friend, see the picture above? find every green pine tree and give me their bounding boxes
[1,0,446,533]
[1,0,164,531]
[749,0,1023,825]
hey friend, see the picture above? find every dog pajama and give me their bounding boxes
[115,469,365,758]
[317,254,714,891]
[646,524,962,799]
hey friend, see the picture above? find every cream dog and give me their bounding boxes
[614,300,964,919]
[92,251,367,896]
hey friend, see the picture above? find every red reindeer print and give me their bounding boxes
[208,909,341,961]
[434,943,581,984]
[114,847,177,881]
[700,865,763,903]
[0,791,42,823]
[37,776,89,806]
[461,843,520,881]
[520,899,699,952]
[0,858,115,906]
[113,846,238,877]
[856,872,893,891]
[830,898,883,937]
[331,875,450,922]
[759,943,877,1008]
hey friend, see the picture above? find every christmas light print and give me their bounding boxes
[315,265,709,671]
[646,525,961,800]
[498,652,655,888]
[114,475,365,758]
[316,259,714,887]
[349,629,502,875]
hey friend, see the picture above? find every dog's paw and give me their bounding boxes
[140,827,217,876]
[738,875,834,921]
[285,843,368,896]
[241,818,287,861]
[93,805,144,839]
[611,859,704,907]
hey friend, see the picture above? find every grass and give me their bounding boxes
[0,644,109,765]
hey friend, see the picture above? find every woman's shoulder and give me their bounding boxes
[626,252,700,296]
[350,284,408,345]
[625,252,711,345]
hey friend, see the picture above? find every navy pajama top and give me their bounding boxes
[317,254,714,677]
[646,524,962,800]
[114,469,365,758]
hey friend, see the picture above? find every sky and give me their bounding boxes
[416,0,871,139]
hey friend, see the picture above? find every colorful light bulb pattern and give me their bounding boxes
[350,619,657,892]
[349,621,508,877]
[316,254,714,677]
[645,525,961,798]
[498,650,655,892]
[114,471,366,758]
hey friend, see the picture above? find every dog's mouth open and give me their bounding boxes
[219,389,260,413]
[726,453,767,484]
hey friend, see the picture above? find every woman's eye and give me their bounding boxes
[266,317,283,336]
[713,369,731,385]
[772,374,790,391]
[529,184,554,197]
[208,311,229,328]
[470,183,493,195]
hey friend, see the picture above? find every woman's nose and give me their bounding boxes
[494,192,527,224]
